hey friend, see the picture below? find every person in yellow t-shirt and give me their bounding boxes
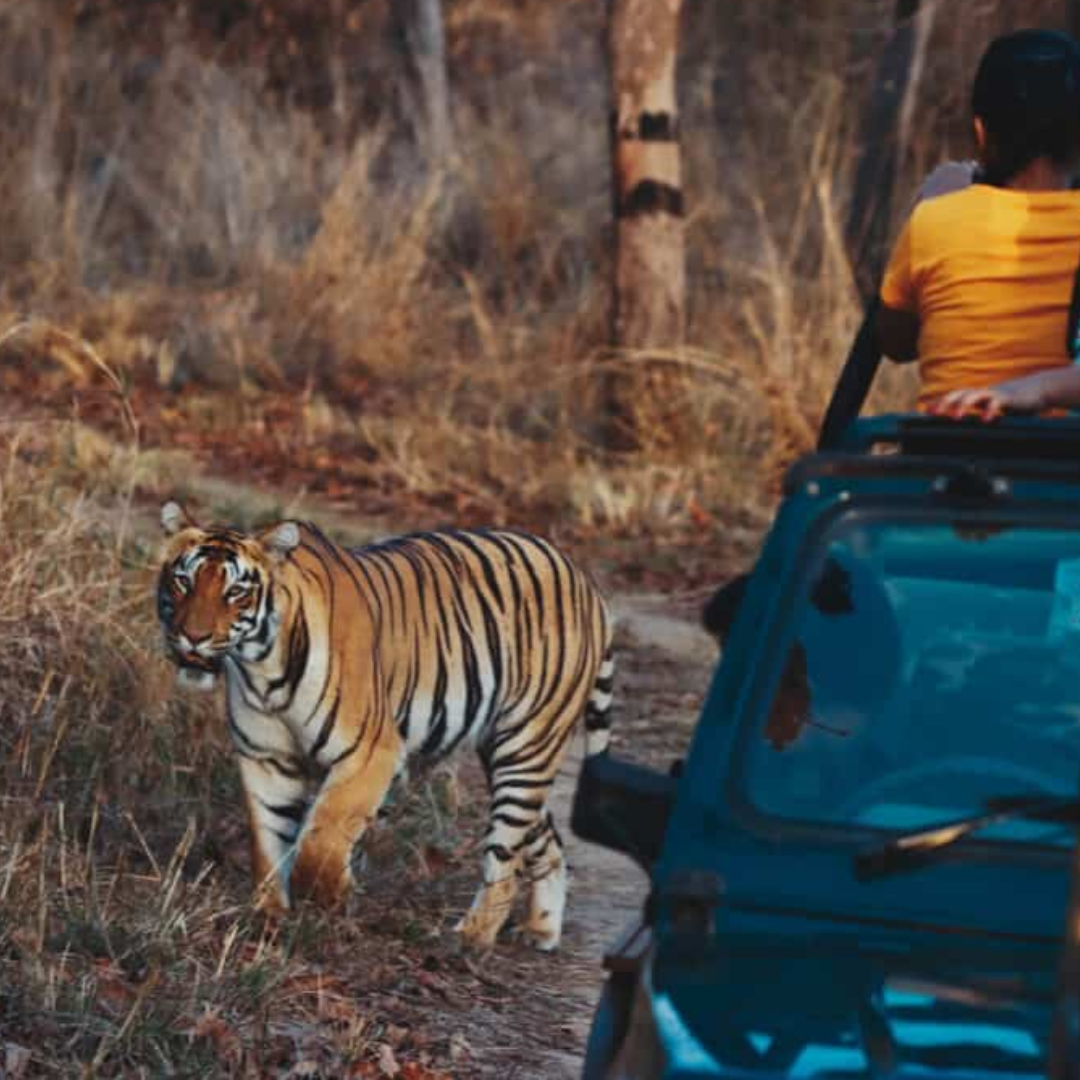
[877,29,1080,420]
[698,31,1080,748]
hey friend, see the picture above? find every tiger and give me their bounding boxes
[156,501,615,951]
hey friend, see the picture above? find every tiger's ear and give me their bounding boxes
[161,501,196,536]
[258,520,300,562]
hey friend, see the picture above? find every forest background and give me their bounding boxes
[7,0,1067,543]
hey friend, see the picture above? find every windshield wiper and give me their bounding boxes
[853,794,1080,881]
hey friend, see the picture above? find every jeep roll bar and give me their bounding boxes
[817,299,884,452]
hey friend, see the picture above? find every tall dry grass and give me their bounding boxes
[1,0,1072,531]
[0,421,231,1072]
[0,421,498,1077]
[0,2,786,536]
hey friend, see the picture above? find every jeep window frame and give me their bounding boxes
[716,494,1080,867]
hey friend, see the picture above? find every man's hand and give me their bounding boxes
[926,376,1049,421]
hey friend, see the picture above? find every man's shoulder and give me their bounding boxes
[910,182,989,231]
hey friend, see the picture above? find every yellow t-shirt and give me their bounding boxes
[880,184,1080,408]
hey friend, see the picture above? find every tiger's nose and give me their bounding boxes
[177,631,212,653]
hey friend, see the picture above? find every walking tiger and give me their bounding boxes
[156,502,615,950]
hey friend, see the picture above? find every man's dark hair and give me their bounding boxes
[972,29,1080,186]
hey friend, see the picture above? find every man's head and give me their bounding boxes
[972,29,1080,185]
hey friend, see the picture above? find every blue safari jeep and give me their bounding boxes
[574,415,1080,1079]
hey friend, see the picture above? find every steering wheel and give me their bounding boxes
[836,755,1066,821]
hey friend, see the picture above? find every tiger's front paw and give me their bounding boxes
[454,877,518,950]
[289,848,353,910]
[516,917,561,953]
[454,908,500,951]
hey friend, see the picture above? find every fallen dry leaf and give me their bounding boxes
[400,1065,452,1080]
[384,1022,408,1047]
[419,845,453,876]
[449,1033,471,1062]
[280,970,351,999]
[187,1007,243,1063]
[687,494,712,528]
[414,970,447,997]
[4,1043,32,1079]
[378,1042,401,1078]
[93,959,137,1012]
[317,990,365,1027]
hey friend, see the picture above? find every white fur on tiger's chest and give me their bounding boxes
[225,677,297,760]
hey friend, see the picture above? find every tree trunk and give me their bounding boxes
[388,0,452,165]
[845,0,930,301]
[1072,0,1080,44]
[607,0,686,447]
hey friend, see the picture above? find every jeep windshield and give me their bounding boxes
[739,509,1080,849]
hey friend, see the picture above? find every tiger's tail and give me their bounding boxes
[584,643,615,758]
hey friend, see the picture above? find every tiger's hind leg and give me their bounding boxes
[457,622,609,950]
[455,752,555,949]
[454,779,530,949]
[456,721,575,949]
[518,646,614,950]
[520,810,567,951]
[454,841,523,949]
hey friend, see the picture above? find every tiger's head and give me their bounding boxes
[157,501,300,690]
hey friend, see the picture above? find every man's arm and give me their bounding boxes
[928,367,1080,420]
[877,305,920,363]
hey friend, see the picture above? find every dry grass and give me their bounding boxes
[0,422,231,1074]
[0,423,518,1078]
